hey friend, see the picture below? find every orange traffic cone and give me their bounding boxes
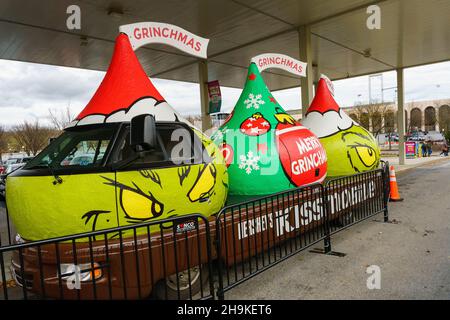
[389,166,403,202]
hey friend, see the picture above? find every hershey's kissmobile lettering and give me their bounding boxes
[237,180,376,239]
[251,53,307,77]
[119,22,209,58]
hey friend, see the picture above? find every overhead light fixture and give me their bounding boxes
[363,48,372,58]
[107,6,124,20]
[80,35,89,47]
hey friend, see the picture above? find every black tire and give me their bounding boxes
[153,264,210,300]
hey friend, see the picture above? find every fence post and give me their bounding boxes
[215,212,225,300]
[4,202,12,246]
[323,185,332,254]
[382,162,390,222]
[202,216,216,300]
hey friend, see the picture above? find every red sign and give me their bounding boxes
[405,141,416,158]
[276,124,327,186]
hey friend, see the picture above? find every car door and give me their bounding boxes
[112,122,226,234]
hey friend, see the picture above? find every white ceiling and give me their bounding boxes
[0,0,449,90]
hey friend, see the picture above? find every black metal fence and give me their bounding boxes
[0,163,390,300]
[0,214,215,300]
[214,162,390,298]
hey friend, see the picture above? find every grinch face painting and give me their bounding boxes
[6,33,228,241]
[302,77,380,177]
[212,63,327,196]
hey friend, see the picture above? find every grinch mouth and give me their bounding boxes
[303,109,354,138]
[67,98,182,127]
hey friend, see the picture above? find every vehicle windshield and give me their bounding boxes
[5,159,20,165]
[24,125,118,169]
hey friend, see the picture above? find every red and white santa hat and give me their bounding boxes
[66,33,184,128]
[302,75,354,138]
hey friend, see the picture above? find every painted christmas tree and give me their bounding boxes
[212,63,327,195]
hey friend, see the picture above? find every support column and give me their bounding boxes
[198,60,211,131]
[313,63,320,87]
[435,110,440,132]
[299,25,313,118]
[397,68,406,165]
[421,111,425,132]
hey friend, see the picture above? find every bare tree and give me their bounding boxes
[350,102,398,150]
[48,106,74,131]
[185,114,202,127]
[11,121,56,156]
[0,125,7,161]
[350,102,392,137]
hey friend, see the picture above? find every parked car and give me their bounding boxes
[407,131,425,141]
[424,131,444,142]
[386,133,399,142]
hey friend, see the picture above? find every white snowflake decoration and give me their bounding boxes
[244,93,265,109]
[239,151,260,174]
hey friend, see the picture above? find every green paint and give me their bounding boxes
[211,63,295,195]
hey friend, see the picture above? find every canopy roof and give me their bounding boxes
[0,0,449,90]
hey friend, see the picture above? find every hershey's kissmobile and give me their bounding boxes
[237,179,377,239]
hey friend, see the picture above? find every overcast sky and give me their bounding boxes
[0,59,449,127]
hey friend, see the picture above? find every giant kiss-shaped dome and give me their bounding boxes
[302,77,380,177]
[212,63,327,195]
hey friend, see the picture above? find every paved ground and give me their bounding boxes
[382,154,450,174]
[225,159,450,299]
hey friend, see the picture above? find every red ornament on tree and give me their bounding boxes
[240,113,271,136]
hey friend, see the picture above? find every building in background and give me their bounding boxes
[288,98,450,135]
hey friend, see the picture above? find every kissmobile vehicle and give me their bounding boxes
[4,27,384,300]
[6,28,228,299]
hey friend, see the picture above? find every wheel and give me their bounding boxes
[153,264,210,300]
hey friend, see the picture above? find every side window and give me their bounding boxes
[116,128,166,164]
[158,126,196,163]
[60,139,110,167]
[115,124,199,166]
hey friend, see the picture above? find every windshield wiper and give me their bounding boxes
[27,163,63,184]
[47,163,63,185]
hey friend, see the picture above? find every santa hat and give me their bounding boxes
[302,76,354,138]
[67,33,181,127]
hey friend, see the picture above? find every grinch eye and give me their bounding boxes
[118,184,164,221]
[121,189,164,220]
[353,145,377,168]
[101,176,164,221]
[187,163,217,202]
